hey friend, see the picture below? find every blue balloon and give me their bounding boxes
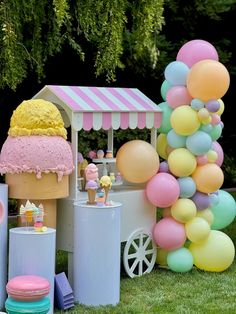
[167,247,193,272]
[186,130,212,156]
[177,177,196,198]
[211,190,236,230]
[191,98,205,111]
[167,129,187,149]
[164,61,189,86]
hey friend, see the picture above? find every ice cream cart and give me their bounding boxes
[33,85,162,282]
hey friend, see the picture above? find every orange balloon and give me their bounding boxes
[187,60,230,101]
[116,140,160,183]
[192,163,224,193]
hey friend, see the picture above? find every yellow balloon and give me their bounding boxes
[197,108,210,121]
[156,133,168,160]
[156,248,168,266]
[189,230,235,272]
[201,116,212,125]
[185,217,210,243]
[171,106,200,136]
[207,150,218,163]
[171,199,197,223]
[196,208,214,226]
[192,163,224,193]
[216,99,225,116]
[168,148,197,177]
[187,60,230,102]
[116,140,160,183]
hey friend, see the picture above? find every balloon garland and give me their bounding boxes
[152,39,236,272]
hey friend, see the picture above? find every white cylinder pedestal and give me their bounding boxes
[73,201,121,306]
[0,184,8,310]
[8,227,56,314]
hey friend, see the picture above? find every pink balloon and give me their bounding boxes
[212,141,224,167]
[166,86,192,109]
[196,155,208,166]
[153,217,186,251]
[176,39,219,68]
[211,113,221,125]
[146,173,180,207]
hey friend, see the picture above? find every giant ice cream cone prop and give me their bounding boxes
[100,175,112,203]
[0,99,74,228]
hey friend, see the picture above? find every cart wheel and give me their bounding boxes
[123,229,157,278]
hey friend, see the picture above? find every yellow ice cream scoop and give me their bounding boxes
[8,99,67,139]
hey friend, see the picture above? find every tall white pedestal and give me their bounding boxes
[73,201,121,306]
[8,227,56,314]
[0,184,8,310]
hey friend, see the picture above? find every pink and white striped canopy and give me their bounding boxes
[33,85,162,131]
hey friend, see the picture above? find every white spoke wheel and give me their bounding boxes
[123,229,157,278]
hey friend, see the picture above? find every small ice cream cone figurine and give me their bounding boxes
[100,175,112,203]
[0,99,74,228]
[80,159,89,191]
[86,180,98,204]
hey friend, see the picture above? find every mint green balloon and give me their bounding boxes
[167,247,193,272]
[211,190,236,230]
[161,80,172,101]
[209,124,222,141]
[157,102,173,134]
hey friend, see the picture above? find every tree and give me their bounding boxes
[0,0,164,90]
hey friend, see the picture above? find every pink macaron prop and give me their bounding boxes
[6,275,50,302]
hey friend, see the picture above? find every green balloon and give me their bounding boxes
[160,80,172,101]
[211,190,236,230]
[157,102,173,134]
[209,124,222,141]
[167,247,193,273]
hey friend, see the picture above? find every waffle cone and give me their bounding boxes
[87,189,96,204]
[103,186,110,202]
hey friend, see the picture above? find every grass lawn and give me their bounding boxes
[54,192,236,314]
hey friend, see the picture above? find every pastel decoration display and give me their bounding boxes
[186,60,230,101]
[160,80,172,101]
[168,148,197,177]
[190,98,204,111]
[167,129,186,149]
[0,184,8,310]
[88,150,97,159]
[146,173,180,208]
[191,191,210,210]
[116,140,160,183]
[212,141,224,167]
[210,190,236,230]
[185,217,210,243]
[164,61,189,86]
[153,217,186,251]
[189,230,235,272]
[186,131,212,156]
[192,163,224,193]
[177,177,196,198]
[209,124,222,141]
[156,102,173,134]
[156,133,168,160]
[196,209,214,226]
[176,39,219,67]
[84,163,98,181]
[96,149,104,159]
[170,105,200,136]
[171,198,197,223]
[6,275,50,301]
[156,248,168,266]
[166,86,192,109]
[5,297,50,314]
[167,247,193,273]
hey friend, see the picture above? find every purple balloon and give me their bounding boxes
[159,161,169,173]
[205,100,220,113]
[191,191,210,210]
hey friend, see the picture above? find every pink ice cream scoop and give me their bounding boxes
[6,275,50,301]
[85,163,98,181]
[0,135,74,181]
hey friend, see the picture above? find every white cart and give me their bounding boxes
[33,85,162,281]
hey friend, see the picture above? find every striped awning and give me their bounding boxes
[33,85,162,131]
